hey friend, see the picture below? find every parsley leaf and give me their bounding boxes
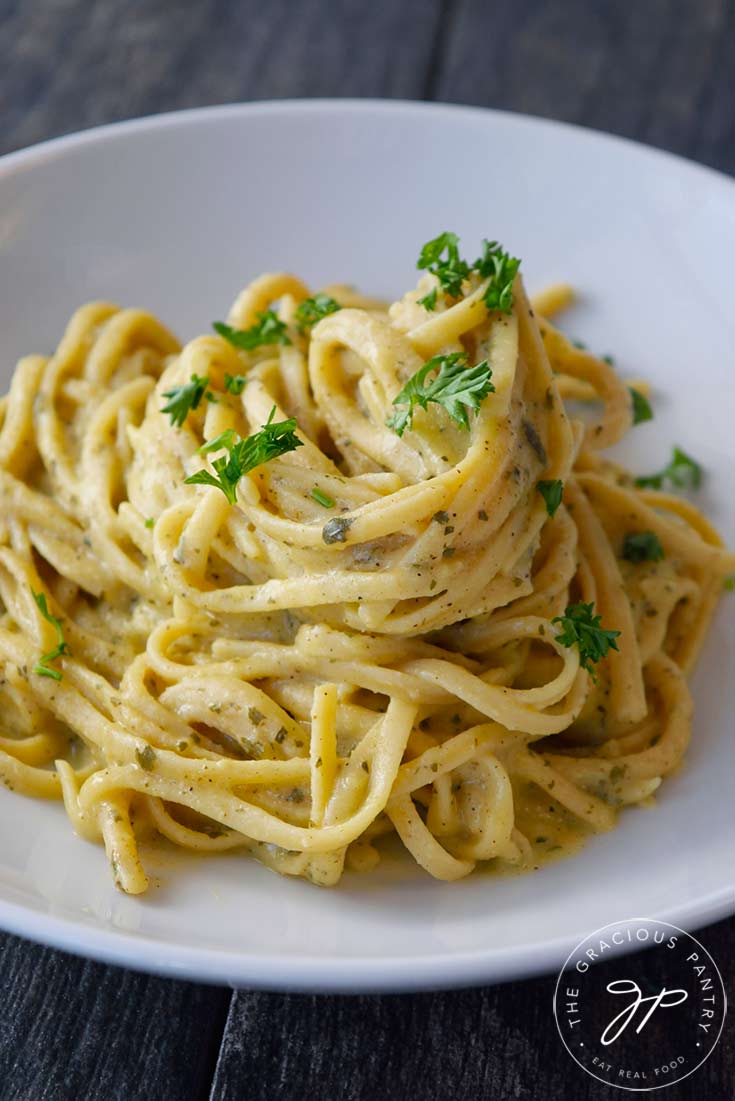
[135,744,157,771]
[635,447,702,491]
[416,232,470,298]
[224,373,247,395]
[417,287,438,311]
[185,407,303,504]
[416,232,521,313]
[322,517,352,544]
[294,294,341,332]
[552,601,621,680]
[161,374,209,427]
[386,353,495,437]
[310,486,335,508]
[537,480,563,518]
[630,387,653,425]
[31,588,71,681]
[622,531,665,563]
[213,311,291,351]
[197,428,238,455]
[474,240,521,314]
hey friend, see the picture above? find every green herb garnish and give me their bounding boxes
[622,531,665,564]
[474,239,521,314]
[635,447,702,491]
[416,232,520,313]
[223,373,247,395]
[185,407,303,504]
[416,232,470,298]
[417,287,438,311]
[144,518,155,529]
[310,487,335,509]
[213,311,291,351]
[135,744,157,771]
[552,602,621,679]
[31,588,70,681]
[196,428,239,455]
[630,388,653,426]
[322,517,353,544]
[386,353,494,437]
[537,480,563,518]
[294,294,341,332]
[161,373,209,427]
[724,577,735,592]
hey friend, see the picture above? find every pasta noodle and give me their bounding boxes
[0,253,732,893]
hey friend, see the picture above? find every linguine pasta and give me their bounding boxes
[0,246,732,892]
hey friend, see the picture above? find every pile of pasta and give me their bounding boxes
[0,261,731,892]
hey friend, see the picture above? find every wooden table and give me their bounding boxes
[0,2,732,1097]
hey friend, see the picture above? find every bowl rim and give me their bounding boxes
[0,888,732,991]
[1,96,733,192]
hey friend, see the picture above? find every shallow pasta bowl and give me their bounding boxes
[0,100,733,991]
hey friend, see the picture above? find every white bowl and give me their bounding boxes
[0,101,733,991]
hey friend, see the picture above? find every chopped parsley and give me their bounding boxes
[310,487,335,509]
[537,479,563,518]
[417,287,438,311]
[416,232,470,298]
[161,373,209,427]
[294,294,341,332]
[31,588,70,681]
[552,602,621,680]
[185,407,303,504]
[474,239,521,314]
[135,744,157,771]
[223,372,247,395]
[630,387,653,425]
[416,232,521,313]
[322,517,352,544]
[386,352,494,437]
[635,447,702,491]
[213,311,291,351]
[622,531,665,564]
[724,576,735,592]
[144,517,155,529]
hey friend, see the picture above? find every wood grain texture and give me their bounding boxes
[0,931,230,1101]
[0,0,733,1098]
[434,0,735,174]
[0,0,446,156]
[212,918,733,1100]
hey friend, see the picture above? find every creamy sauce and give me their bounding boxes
[488,779,592,876]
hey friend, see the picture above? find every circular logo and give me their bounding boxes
[553,918,727,1091]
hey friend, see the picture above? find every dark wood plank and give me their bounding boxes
[0,931,230,1101]
[434,0,735,174]
[211,918,733,1100]
[0,0,446,156]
